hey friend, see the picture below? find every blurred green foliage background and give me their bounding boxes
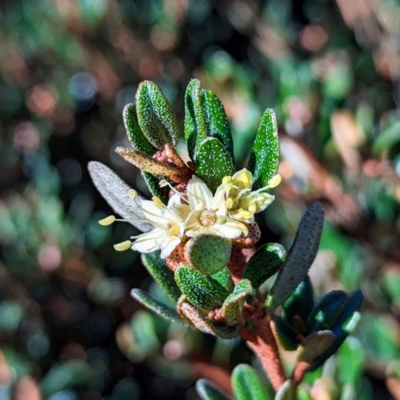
[0,0,400,399]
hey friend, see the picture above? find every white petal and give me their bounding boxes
[245,193,275,213]
[187,176,213,209]
[141,200,167,228]
[170,204,192,222]
[211,185,227,212]
[131,229,166,253]
[232,169,253,189]
[160,237,181,258]
[211,223,243,239]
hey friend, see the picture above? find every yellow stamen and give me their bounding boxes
[168,225,180,236]
[114,240,132,251]
[239,208,252,219]
[152,196,163,209]
[268,174,281,188]
[234,170,252,189]
[98,215,116,226]
[248,203,257,213]
[225,198,234,209]
[128,189,137,199]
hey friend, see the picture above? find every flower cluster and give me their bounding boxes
[99,169,281,259]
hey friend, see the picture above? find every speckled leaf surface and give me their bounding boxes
[201,90,234,162]
[243,243,286,289]
[136,81,180,148]
[141,172,170,204]
[141,252,181,303]
[185,234,232,275]
[88,161,152,232]
[297,331,335,363]
[184,79,207,161]
[123,103,157,156]
[275,380,296,400]
[307,290,347,332]
[131,288,187,326]
[282,275,314,325]
[247,109,280,190]
[196,138,235,192]
[220,279,252,326]
[266,202,324,310]
[177,298,239,338]
[175,266,229,312]
[212,268,234,292]
[232,365,271,400]
[272,316,298,351]
[196,380,230,400]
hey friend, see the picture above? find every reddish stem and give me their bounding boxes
[292,361,311,385]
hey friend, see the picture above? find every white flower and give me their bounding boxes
[173,176,248,239]
[221,169,281,223]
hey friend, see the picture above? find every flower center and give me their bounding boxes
[199,210,217,227]
[167,222,180,237]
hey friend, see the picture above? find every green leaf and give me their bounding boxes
[142,172,170,204]
[372,113,400,154]
[123,103,157,156]
[196,138,235,192]
[201,90,234,162]
[131,289,188,326]
[88,161,152,232]
[220,279,253,326]
[184,79,207,161]
[272,316,298,351]
[232,364,271,400]
[282,275,314,326]
[247,109,280,190]
[212,268,234,292]
[275,380,296,400]
[177,297,239,338]
[297,331,335,363]
[141,252,181,303]
[175,266,230,312]
[307,290,347,332]
[185,234,232,275]
[196,379,230,400]
[266,202,324,310]
[243,243,286,289]
[136,81,180,149]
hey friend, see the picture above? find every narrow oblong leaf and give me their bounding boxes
[220,279,253,326]
[115,147,184,183]
[247,109,280,190]
[307,290,347,332]
[275,380,296,400]
[243,243,286,289]
[175,266,229,312]
[136,81,180,148]
[142,172,170,204]
[232,364,270,400]
[177,298,239,339]
[201,90,234,162]
[184,79,207,161]
[212,268,234,292]
[196,380,230,400]
[141,252,181,303]
[185,234,232,275]
[123,103,157,156]
[272,316,298,351]
[88,161,152,232]
[282,275,314,326]
[196,138,235,192]
[131,289,188,326]
[266,202,324,310]
[297,331,335,363]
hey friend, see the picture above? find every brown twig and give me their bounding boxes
[292,361,311,385]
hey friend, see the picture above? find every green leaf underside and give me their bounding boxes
[201,90,234,162]
[142,172,170,204]
[221,279,253,326]
[272,316,298,351]
[196,380,230,400]
[131,289,187,326]
[307,290,347,332]
[184,79,208,161]
[136,81,180,148]
[297,331,335,363]
[123,103,157,156]
[266,202,324,309]
[275,380,296,400]
[311,290,363,370]
[212,268,234,292]
[186,234,232,275]
[243,243,286,289]
[178,299,239,339]
[247,109,280,190]
[88,161,152,232]
[282,275,314,326]
[175,266,229,311]
[141,252,181,303]
[232,364,271,400]
[196,138,235,192]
